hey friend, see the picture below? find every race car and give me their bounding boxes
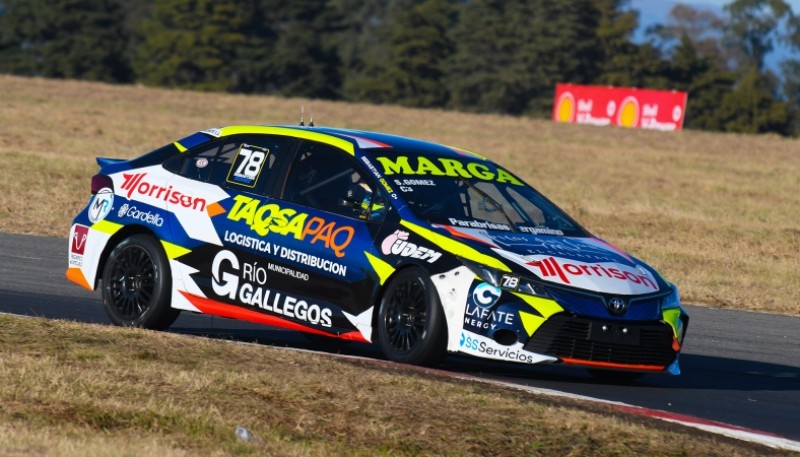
[66,125,688,378]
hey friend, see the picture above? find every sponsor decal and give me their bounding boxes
[518,226,564,236]
[375,156,523,186]
[471,282,501,308]
[380,230,442,263]
[448,218,511,232]
[526,256,658,291]
[617,96,639,127]
[211,249,332,327]
[69,224,89,266]
[491,236,621,263]
[117,203,164,227]
[464,282,515,330]
[227,195,355,258]
[267,262,309,282]
[226,144,268,188]
[71,225,89,255]
[459,332,536,363]
[120,173,207,212]
[553,83,686,131]
[201,128,221,137]
[196,158,209,168]
[88,188,114,223]
[222,230,348,277]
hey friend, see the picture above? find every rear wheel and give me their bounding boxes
[102,234,179,330]
[377,268,447,366]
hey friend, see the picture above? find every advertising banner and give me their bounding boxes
[553,83,688,131]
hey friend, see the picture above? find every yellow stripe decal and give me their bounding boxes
[400,220,510,272]
[161,240,191,260]
[365,252,395,285]
[173,141,188,153]
[519,311,547,337]
[91,220,123,235]
[512,292,563,317]
[662,308,682,339]
[218,126,355,156]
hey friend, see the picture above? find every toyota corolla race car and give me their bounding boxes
[67,125,688,378]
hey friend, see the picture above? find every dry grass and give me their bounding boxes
[0,314,789,457]
[1,75,799,314]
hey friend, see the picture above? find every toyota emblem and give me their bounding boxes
[607,297,629,316]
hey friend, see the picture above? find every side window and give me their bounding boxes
[165,135,292,196]
[163,143,219,181]
[283,142,382,220]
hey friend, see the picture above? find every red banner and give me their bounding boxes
[553,84,688,131]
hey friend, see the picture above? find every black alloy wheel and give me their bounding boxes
[377,268,447,366]
[102,234,179,330]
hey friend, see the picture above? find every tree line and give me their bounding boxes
[1,0,799,135]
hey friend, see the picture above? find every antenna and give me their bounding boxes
[299,106,304,126]
[309,116,315,127]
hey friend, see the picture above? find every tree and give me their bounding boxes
[667,33,737,131]
[647,4,731,71]
[0,0,131,82]
[780,59,800,135]
[446,0,605,116]
[719,67,790,133]
[263,0,344,99]
[350,0,455,107]
[724,0,799,70]
[134,0,247,91]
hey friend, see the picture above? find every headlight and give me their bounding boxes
[662,284,681,310]
[459,258,548,298]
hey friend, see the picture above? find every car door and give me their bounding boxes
[263,140,386,331]
[162,134,296,310]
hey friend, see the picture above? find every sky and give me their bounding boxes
[629,0,800,70]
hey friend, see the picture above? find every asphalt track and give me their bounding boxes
[2,232,799,443]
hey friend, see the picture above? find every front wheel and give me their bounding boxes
[101,234,179,330]
[377,268,447,366]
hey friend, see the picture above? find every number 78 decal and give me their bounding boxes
[227,144,269,188]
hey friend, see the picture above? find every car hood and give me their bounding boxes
[442,227,661,295]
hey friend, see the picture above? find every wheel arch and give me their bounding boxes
[95,224,161,287]
[368,263,447,344]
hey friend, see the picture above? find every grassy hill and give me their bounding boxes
[1,74,798,315]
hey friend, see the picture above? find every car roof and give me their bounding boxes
[203,125,486,161]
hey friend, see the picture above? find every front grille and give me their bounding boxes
[525,314,676,367]
[545,286,662,321]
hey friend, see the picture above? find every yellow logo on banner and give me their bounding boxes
[556,92,575,123]
[618,96,639,128]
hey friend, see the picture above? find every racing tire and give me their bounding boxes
[377,268,447,366]
[101,234,179,330]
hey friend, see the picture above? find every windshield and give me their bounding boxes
[372,152,587,237]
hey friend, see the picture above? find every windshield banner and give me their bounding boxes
[552,83,687,132]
